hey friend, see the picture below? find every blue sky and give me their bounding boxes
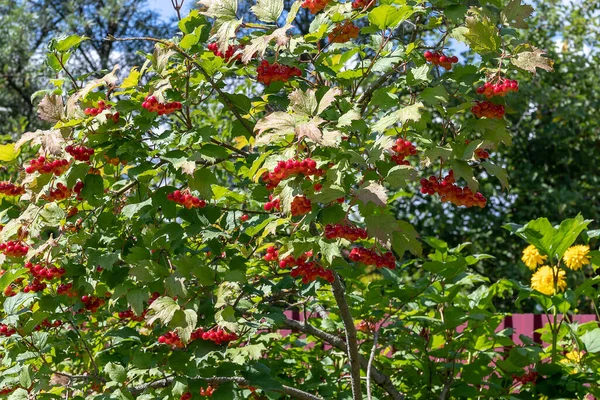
[148,0,191,21]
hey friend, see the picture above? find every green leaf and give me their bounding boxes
[227,343,266,364]
[503,215,590,259]
[251,0,284,22]
[121,199,153,219]
[8,389,29,400]
[368,5,414,30]
[19,365,31,389]
[105,362,127,383]
[372,102,424,133]
[127,288,148,316]
[54,35,88,52]
[190,168,218,199]
[81,174,104,206]
[146,296,180,326]
[420,86,448,106]
[406,64,430,86]
[581,328,600,353]
[449,159,478,192]
[215,305,238,332]
[464,9,501,54]
[386,165,418,189]
[171,308,197,342]
[0,268,28,295]
[553,215,591,259]
[501,0,534,28]
[4,293,36,315]
[319,239,342,264]
[482,161,509,190]
[392,221,422,258]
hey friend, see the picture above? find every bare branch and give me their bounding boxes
[331,273,363,400]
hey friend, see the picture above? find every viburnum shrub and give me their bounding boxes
[6,0,599,399]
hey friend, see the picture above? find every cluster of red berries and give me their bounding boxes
[207,42,243,62]
[423,51,459,70]
[81,295,106,313]
[0,387,17,395]
[66,145,95,162]
[42,183,72,202]
[279,251,335,284]
[167,190,207,209]
[263,246,279,261]
[191,328,238,345]
[328,22,360,43]
[0,324,16,337]
[324,224,368,241]
[419,170,487,208]
[142,95,182,116]
[25,156,70,175]
[0,182,25,196]
[117,309,145,322]
[261,158,322,190]
[356,320,376,333]
[476,79,519,98]
[391,139,417,165]
[475,148,490,159]
[0,241,28,257]
[25,262,65,281]
[349,247,396,269]
[200,386,216,397]
[471,101,505,119]
[301,0,329,13]
[291,196,312,217]
[513,370,538,385]
[264,194,281,212]
[73,181,84,200]
[57,282,77,297]
[158,330,184,348]
[34,319,62,331]
[84,100,114,117]
[257,61,302,85]
[352,0,373,9]
[23,279,47,293]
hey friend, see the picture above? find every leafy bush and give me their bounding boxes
[2,0,598,399]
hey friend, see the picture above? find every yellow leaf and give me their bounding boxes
[0,143,19,162]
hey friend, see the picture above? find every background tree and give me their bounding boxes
[0,0,172,134]
[395,0,600,311]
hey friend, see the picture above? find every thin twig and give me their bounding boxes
[366,331,379,400]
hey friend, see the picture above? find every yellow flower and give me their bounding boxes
[563,350,584,363]
[562,245,591,270]
[521,245,547,270]
[530,266,567,295]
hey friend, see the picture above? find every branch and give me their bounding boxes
[331,273,362,400]
[129,375,323,399]
[282,315,404,399]
[366,331,379,400]
[106,35,255,137]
